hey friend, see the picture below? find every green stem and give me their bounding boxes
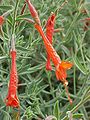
[74,0,77,9]
[56,12,81,50]
[73,64,76,95]
[12,0,20,34]
[64,12,80,41]
[62,95,90,120]
[71,95,90,113]
[46,71,55,98]
[80,32,87,69]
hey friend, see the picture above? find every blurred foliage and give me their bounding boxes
[0,0,90,120]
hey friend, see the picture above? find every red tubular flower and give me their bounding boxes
[5,35,19,108]
[34,24,73,104]
[25,0,41,25]
[46,13,56,71]
[0,16,4,26]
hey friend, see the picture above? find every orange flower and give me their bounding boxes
[46,13,56,71]
[0,16,4,26]
[5,35,19,108]
[55,61,73,85]
[26,0,41,25]
[34,24,73,104]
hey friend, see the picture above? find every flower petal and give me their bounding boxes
[60,61,73,70]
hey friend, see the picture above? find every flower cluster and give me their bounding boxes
[1,0,77,108]
[25,0,73,104]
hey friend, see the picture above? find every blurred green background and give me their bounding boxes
[0,0,90,120]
